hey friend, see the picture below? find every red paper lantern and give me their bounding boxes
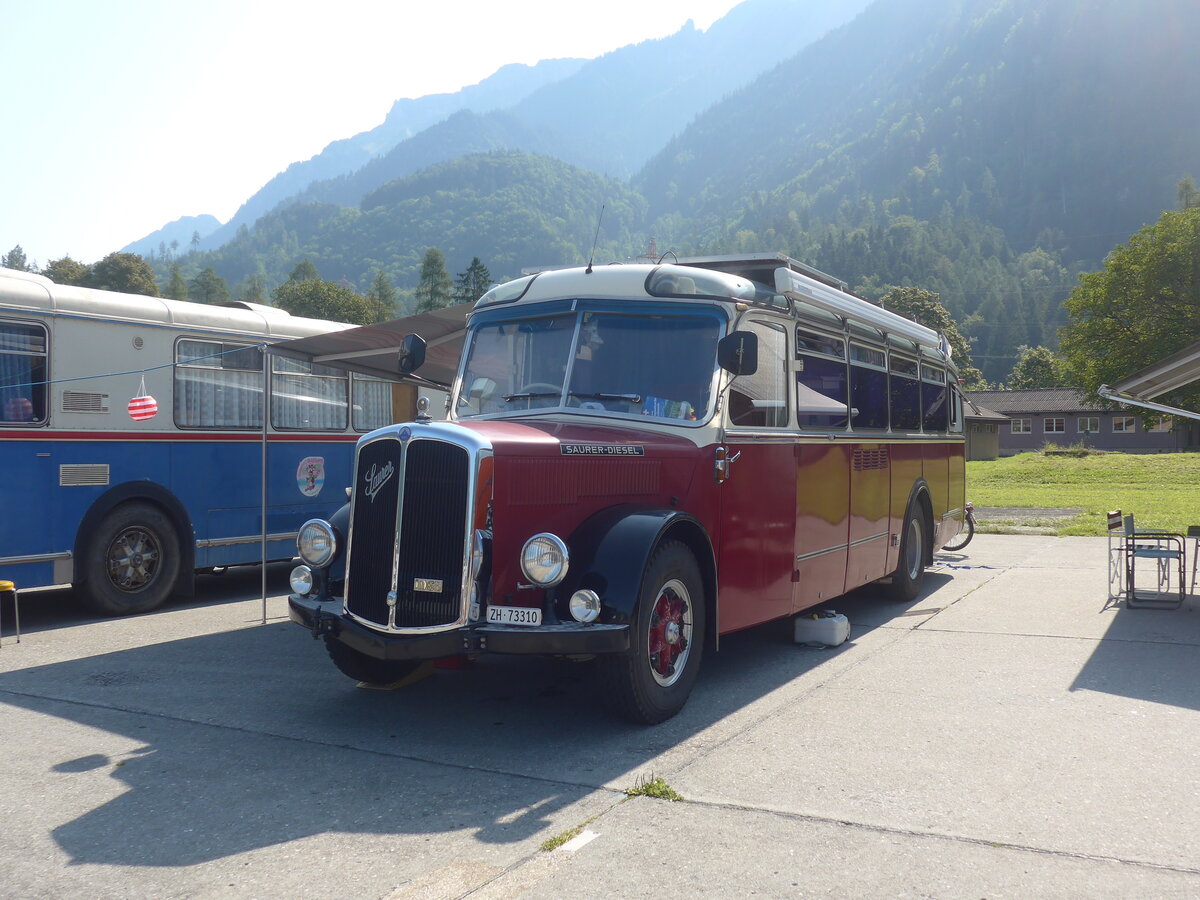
[128,394,158,420]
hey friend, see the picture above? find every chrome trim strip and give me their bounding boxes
[196,532,297,549]
[795,543,848,563]
[943,508,963,520]
[849,531,889,549]
[0,551,71,565]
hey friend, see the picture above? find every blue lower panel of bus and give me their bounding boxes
[1,434,358,590]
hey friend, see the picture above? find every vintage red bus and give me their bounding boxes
[287,254,967,723]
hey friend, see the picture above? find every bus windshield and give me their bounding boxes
[456,310,722,423]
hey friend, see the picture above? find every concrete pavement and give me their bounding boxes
[2,535,1199,898]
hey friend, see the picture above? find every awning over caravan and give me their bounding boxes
[1099,339,1200,422]
[267,303,473,387]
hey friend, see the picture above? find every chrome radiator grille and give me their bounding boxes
[345,435,471,630]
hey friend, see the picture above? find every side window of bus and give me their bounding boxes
[728,319,788,427]
[850,343,887,430]
[175,339,264,429]
[889,354,920,432]
[353,374,393,431]
[795,327,848,429]
[0,320,48,425]
[273,356,349,431]
[922,364,948,432]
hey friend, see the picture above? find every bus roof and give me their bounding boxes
[0,267,355,341]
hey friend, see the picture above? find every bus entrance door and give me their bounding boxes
[715,439,797,633]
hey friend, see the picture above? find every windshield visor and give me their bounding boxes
[456,310,722,423]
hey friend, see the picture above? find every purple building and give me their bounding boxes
[965,389,1200,456]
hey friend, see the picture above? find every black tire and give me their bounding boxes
[942,515,975,552]
[599,541,705,725]
[323,637,421,685]
[78,502,182,616]
[887,502,928,603]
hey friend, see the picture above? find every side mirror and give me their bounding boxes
[397,333,427,373]
[717,331,758,376]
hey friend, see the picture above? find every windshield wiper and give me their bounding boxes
[569,392,642,403]
[502,391,560,401]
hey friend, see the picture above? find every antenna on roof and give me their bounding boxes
[585,204,606,274]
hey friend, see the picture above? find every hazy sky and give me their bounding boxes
[2,0,741,267]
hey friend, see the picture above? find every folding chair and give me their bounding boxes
[1122,515,1185,609]
[1107,511,1126,602]
[1188,525,1200,595]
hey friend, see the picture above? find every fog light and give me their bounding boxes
[568,589,601,623]
[290,565,314,595]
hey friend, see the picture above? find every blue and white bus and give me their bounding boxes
[0,266,416,615]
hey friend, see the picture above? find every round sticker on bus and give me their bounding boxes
[297,456,326,497]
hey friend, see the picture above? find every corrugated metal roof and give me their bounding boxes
[965,388,1096,414]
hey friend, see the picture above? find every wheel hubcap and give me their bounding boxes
[905,518,922,580]
[106,527,161,592]
[648,578,692,687]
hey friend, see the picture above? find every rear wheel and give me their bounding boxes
[78,502,181,616]
[887,503,928,602]
[600,541,705,724]
[324,637,421,685]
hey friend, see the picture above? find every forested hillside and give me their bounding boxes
[120,0,1199,382]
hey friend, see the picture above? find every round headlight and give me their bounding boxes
[290,565,314,595]
[297,519,337,567]
[520,533,569,586]
[569,589,601,623]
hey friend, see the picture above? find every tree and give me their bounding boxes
[1059,206,1200,411]
[273,279,388,326]
[83,252,159,296]
[367,270,397,317]
[41,256,88,285]
[288,258,321,283]
[241,273,267,304]
[188,267,230,304]
[413,248,453,313]
[2,245,31,271]
[454,256,492,304]
[164,263,189,301]
[1007,345,1066,389]
[878,286,987,388]
[1179,176,1200,211]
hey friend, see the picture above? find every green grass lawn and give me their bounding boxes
[966,451,1200,536]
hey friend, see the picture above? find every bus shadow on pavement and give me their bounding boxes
[0,584,918,869]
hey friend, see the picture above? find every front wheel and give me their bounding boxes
[77,502,182,616]
[324,637,421,685]
[887,503,928,603]
[599,541,706,724]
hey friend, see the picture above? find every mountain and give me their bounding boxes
[195,58,588,251]
[156,0,1199,382]
[135,0,869,257]
[121,214,220,258]
[193,151,646,299]
[638,0,1200,264]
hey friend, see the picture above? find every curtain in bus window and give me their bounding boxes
[353,375,392,431]
[0,322,47,424]
[889,356,920,432]
[728,320,788,427]
[850,344,887,430]
[174,339,264,428]
[272,357,348,430]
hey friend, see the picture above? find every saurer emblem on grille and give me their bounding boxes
[363,460,395,502]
